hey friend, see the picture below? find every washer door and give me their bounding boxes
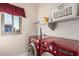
[42,52,54,56]
[28,43,37,56]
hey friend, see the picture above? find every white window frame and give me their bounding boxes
[1,13,22,35]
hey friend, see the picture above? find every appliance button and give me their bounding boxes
[54,51,57,53]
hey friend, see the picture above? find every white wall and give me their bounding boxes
[0,4,38,56]
[38,3,79,40]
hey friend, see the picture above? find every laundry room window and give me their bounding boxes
[4,13,13,32]
[1,13,21,35]
[13,16,20,33]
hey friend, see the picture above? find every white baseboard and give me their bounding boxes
[19,52,28,56]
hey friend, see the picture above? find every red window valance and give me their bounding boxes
[0,3,26,18]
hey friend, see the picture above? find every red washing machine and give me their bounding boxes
[28,36,40,56]
[28,35,53,56]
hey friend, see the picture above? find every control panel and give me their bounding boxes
[53,43,77,56]
[58,48,74,56]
